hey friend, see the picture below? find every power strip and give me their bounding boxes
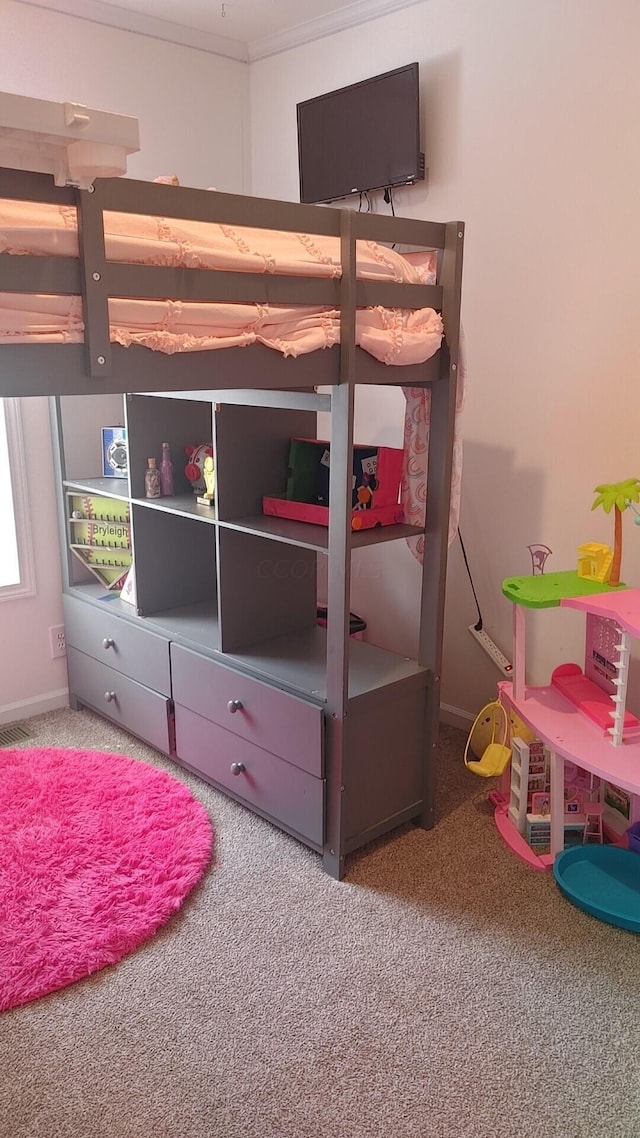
[468,624,513,677]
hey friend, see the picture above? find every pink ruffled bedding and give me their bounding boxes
[0,199,463,549]
[0,198,442,364]
[0,291,444,364]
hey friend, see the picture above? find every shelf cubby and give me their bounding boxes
[143,598,220,654]
[214,401,316,522]
[57,392,125,483]
[224,624,426,703]
[126,393,215,503]
[132,505,217,619]
[216,527,317,655]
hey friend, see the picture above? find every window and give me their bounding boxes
[0,399,35,599]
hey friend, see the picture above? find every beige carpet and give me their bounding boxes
[2,707,639,1138]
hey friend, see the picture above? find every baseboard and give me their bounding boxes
[439,702,474,732]
[0,688,69,726]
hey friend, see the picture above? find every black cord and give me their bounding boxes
[383,187,397,246]
[458,527,483,631]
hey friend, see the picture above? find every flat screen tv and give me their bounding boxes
[297,63,424,205]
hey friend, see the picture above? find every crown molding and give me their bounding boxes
[14,0,426,62]
[14,0,250,61]
[248,0,426,61]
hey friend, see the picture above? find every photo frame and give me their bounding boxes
[531,792,551,817]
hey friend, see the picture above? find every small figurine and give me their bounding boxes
[197,455,215,508]
[354,472,378,511]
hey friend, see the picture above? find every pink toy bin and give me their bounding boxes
[625,821,640,853]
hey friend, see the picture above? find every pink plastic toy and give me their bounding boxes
[489,569,640,871]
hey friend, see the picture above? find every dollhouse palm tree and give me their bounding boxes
[591,478,640,586]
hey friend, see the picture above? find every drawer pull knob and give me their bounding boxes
[103,638,115,649]
[227,699,243,714]
[230,762,245,776]
[104,691,116,703]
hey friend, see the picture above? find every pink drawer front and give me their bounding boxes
[170,643,323,777]
[174,704,324,847]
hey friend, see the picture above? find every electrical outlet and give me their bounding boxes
[468,624,512,677]
[49,624,66,658]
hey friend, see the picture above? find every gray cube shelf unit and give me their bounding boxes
[0,170,463,879]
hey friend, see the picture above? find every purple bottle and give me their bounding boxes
[159,442,174,496]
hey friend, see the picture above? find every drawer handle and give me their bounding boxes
[230,762,245,776]
[227,699,243,714]
[104,691,116,703]
[103,638,115,650]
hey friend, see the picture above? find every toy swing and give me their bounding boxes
[464,700,512,777]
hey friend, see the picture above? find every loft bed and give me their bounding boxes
[0,163,465,629]
[0,162,464,869]
[0,170,462,397]
[0,168,465,550]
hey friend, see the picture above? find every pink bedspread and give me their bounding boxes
[0,198,442,364]
[0,291,443,364]
[0,197,463,549]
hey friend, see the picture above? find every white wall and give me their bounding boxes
[1,1,249,191]
[0,0,249,720]
[250,0,640,722]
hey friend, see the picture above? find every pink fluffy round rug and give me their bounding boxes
[0,746,213,1012]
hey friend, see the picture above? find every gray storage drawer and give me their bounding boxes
[171,643,323,776]
[67,646,172,755]
[174,704,324,846]
[63,593,171,696]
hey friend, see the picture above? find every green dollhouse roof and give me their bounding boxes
[501,570,627,609]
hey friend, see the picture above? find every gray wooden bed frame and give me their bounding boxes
[0,168,464,878]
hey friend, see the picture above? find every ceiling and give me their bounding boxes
[18,0,423,60]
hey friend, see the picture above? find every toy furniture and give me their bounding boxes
[463,699,511,777]
[508,736,546,835]
[582,801,604,843]
[0,102,464,879]
[491,571,640,877]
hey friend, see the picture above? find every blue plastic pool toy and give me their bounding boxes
[553,846,640,932]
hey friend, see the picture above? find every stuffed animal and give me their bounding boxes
[184,444,213,495]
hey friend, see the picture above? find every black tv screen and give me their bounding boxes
[297,63,423,204]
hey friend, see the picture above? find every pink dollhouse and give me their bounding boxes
[490,571,640,870]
